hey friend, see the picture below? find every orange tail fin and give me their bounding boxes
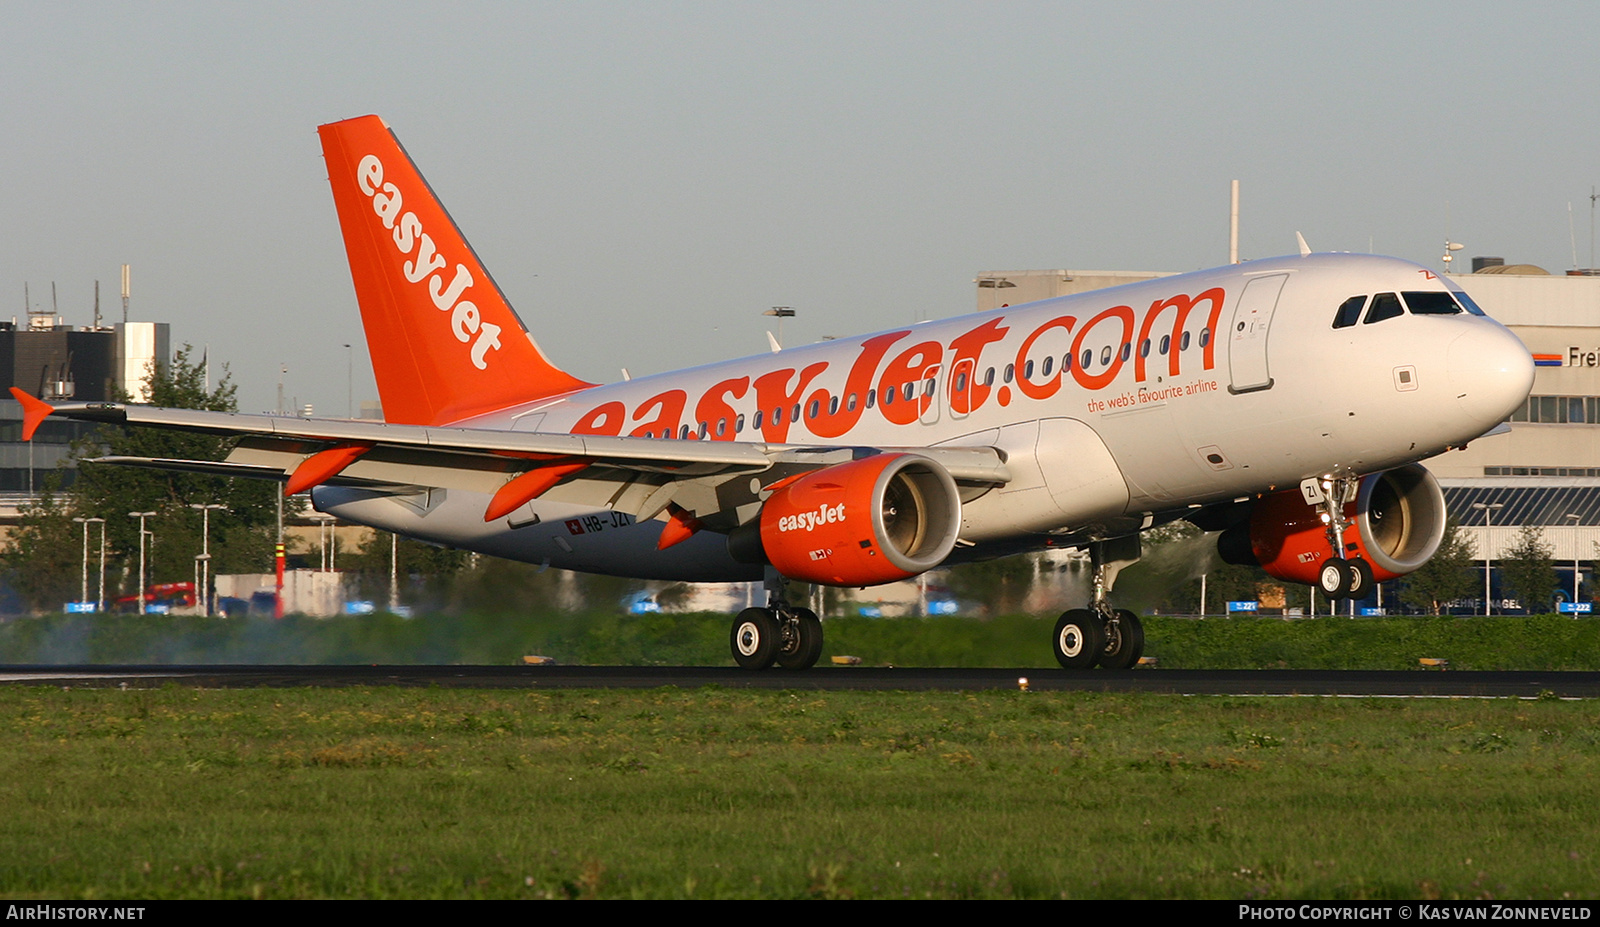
[317,115,592,425]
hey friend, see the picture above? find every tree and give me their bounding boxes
[339,530,472,611]
[2,346,283,611]
[1500,524,1557,614]
[1398,518,1478,615]
[2,482,85,612]
[942,552,1042,615]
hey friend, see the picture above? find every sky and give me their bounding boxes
[4,1,1599,416]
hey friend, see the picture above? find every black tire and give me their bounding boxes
[1318,557,1350,599]
[1346,558,1374,601]
[1099,609,1145,670]
[731,607,779,670]
[776,608,824,670]
[1052,609,1106,669]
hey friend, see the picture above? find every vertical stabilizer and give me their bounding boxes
[318,115,592,425]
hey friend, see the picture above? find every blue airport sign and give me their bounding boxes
[1558,601,1592,614]
[63,602,98,614]
[1226,600,1259,612]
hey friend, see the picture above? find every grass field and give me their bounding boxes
[3,685,1599,899]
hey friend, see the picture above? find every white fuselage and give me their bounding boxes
[316,253,1533,582]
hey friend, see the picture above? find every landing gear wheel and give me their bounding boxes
[776,608,823,670]
[731,607,779,670]
[1053,608,1107,669]
[1099,609,1145,670]
[1345,558,1374,601]
[1318,558,1351,599]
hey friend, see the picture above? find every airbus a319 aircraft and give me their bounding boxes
[13,115,1535,670]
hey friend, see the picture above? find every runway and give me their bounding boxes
[3,664,1600,697]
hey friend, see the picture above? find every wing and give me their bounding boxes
[17,391,1012,536]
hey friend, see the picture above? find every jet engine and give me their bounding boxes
[753,453,962,587]
[1217,463,1447,586]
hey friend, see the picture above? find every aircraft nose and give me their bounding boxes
[1447,324,1534,427]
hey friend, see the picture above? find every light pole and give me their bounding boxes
[129,511,157,614]
[190,503,226,616]
[390,532,400,613]
[94,517,106,612]
[310,513,337,572]
[71,517,103,608]
[1473,502,1504,615]
[1567,513,1582,605]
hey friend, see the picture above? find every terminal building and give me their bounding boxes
[0,318,169,495]
[976,259,1600,609]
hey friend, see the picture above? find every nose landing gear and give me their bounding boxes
[1305,476,1373,601]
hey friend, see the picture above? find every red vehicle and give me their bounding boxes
[114,582,196,614]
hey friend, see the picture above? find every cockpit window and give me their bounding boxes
[1402,291,1462,315]
[1332,295,1367,329]
[1451,290,1488,316]
[1363,292,1404,324]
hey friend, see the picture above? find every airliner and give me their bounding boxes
[12,115,1535,670]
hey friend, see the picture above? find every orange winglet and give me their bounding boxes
[484,462,589,522]
[9,388,53,442]
[285,442,374,496]
[656,505,702,551]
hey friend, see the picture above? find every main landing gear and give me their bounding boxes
[730,570,823,670]
[1052,536,1146,670]
[1305,476,1373,601]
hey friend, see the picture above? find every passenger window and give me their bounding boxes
[1332,295,1367,329]
[1364,293,1403,324]
[1402,291,1462,315]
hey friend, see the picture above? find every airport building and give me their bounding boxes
[0,318,170,497]
[976,260,1600,608]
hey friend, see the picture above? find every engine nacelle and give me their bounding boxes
[1218,463,1447,586]
[756,453,961,587]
